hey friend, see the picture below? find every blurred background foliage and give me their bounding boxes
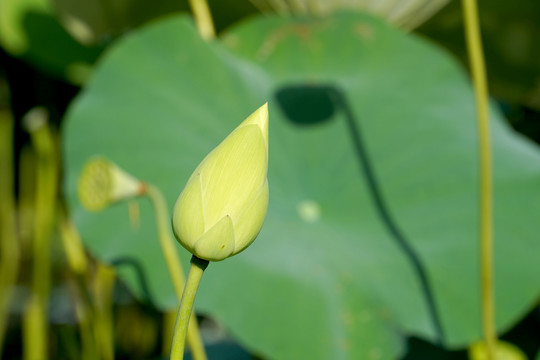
[1,0,540,359]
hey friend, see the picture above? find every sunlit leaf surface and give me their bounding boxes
[63,13,540,359]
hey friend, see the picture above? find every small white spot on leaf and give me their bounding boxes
[297,200,321,223]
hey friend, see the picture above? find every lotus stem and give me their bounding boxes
[143,184,207,360]
[461,0,496,358]
[77,158,206,358]
[188,0,216,40]
[23,109,57,360]
[59,205,88,276]
[170,256,209,360]
[75,299,98,360]
[162,310,178,357]
[92,264,116,360]
[59,206,98,360]
[17,146,36,254]
[0,109,19,356]
[144,185,186,298]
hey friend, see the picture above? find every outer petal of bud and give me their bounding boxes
[172,103,269,261]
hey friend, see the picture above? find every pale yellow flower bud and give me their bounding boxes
[78,157,144,211]
[172,103,269,262]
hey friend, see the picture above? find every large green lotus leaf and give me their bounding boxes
[63,13,540,360]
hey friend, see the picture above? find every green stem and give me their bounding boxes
[170,256,209,360]
[93,264,115,360]
[17,146,36,254]
[144,185,207,360]
[162,310,177,357]
[59,206,98,360]
[188,0,216,40]
[72,280,98,360]
[23,299,46,360]
[0,109,19,356]
[145,185,186,298]
[59,205,88,276]
[24,109,57,360]
[461,0,495,358]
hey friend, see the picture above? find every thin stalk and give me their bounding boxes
[144,185,207,360]
[92,264,115,360]
[59,207,98,360]
[17,146,36,255]
[72,280,98,360]
[23,299,46,360]
[59,206,88,276]
[128,200,140,229]
[461,0,496,358]
[162,310,178,357]
[0,109,19,356]
[170,256,209,360]
[144,185,186,298]
[188,0,216,40]
[23,110,57,360]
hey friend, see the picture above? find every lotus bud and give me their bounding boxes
[78,157,144,211]
[172,103,269,262]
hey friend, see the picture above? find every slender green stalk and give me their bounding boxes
[162,309,178,357]
[17,146,36,254]
[72,280,98,360]
[59,207,98,360]
[92,264,115,360]
[188,0,216,40]
[461,0,495,358]
[170,256,209,360]
[145,185,187,298]
[59,206,88,276]
[144,185,207,360]
[24,109,57,360]
[23,299,46,360]
[0,109,19,356]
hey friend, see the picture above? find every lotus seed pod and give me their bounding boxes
[172,103,269,262]
[78,157,143,211]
